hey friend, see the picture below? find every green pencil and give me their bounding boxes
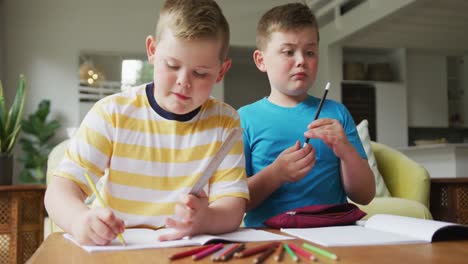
[283,243,298,262]
[302,242,338,260]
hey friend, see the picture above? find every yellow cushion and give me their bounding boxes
[372,142,430,208]
[355,197,432,220]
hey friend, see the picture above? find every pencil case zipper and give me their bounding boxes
[286,211,347,217]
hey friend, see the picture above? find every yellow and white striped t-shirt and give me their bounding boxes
[55,83,249,228]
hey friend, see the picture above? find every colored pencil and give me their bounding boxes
[283,243,298,262]
[303,242,339,260]
[169,245,213,260]
[288,243,317,261]
[253,245,276,264]
[234,242,279,258]
[219,243,245,261]
[274,243,284,262]
[211,244,229,261]
[84,172,126,246]
[192,243,224,260]
[305,81,330,144]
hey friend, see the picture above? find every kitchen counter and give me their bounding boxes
[399,144,468,178]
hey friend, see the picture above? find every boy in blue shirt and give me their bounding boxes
[238,3,375,227]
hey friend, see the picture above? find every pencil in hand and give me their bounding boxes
[84,172,126,246]
[305,81,330,144]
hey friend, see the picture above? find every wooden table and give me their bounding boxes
[27,232,468,264]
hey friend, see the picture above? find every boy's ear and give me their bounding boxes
[216,58,232,83]
[253,50,267,72]
[146,36,156,64]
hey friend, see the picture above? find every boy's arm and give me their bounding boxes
[204,196,246,233]
[339,143,376,205]
[45,176,89,232]
[45,176,125,245]
[305,118,375,205]
[246,142,315,211]
[159,196,246,241]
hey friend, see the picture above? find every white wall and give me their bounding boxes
[407,52,448,127]
[376,82,408,147]
[4,0,263,134]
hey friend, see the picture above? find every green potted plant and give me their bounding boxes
[18,100,60,184]
[0,75,27,185]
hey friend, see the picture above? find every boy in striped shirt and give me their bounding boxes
[45,0,249,245]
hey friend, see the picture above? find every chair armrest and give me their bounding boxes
[371,142,430,208]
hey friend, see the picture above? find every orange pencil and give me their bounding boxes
[234,242,279,258]
[220,243,245,261]
[274,243,284,262]
[288,243,317,261]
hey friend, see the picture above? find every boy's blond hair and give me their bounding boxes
[155,0,230,61]
[256,2,319,51]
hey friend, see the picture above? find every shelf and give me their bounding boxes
[342,80,403,85]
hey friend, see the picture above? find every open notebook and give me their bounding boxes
[64,228,294,252]
[281,214,468,247]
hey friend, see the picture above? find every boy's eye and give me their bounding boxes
[282,50,294,56]
[193,71,208,78]
[166,62,179,69]
[306,51,316,57]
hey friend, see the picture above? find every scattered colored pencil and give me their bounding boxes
[288,243,317,261]
[169,245,214,260]
[235,242,279,258]
[283,243,298,262]
[253,245,276,264]
[274,243,284,262]
[211,244,230,261]
[303,242,339,260]
[220,243,245,261]
[192,243,224,260]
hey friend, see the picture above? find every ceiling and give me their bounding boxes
[340,0,468,55]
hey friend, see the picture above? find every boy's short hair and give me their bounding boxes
[155,0,230,61]
[256,2,319,51]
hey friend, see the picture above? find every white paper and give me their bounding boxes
[64,228,294,252]
[281,214,462,247]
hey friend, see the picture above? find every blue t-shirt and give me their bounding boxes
[238,96,366,227]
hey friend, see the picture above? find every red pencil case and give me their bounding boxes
[264,203,366,229]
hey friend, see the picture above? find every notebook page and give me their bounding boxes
[365,214,456,242]
[64,228,293,252]
[281,226,424,247]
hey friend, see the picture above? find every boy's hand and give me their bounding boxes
[304,118,354,158]
[272,140,316,184]
[159,192,209,241]
[71,207,125,246]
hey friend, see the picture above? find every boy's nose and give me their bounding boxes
[295,54,305,67]
[177,73,192,88]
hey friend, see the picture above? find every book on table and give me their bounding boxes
[64,228,294,252]
[281,214,468,247]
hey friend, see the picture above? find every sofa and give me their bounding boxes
[355,141,432,220]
